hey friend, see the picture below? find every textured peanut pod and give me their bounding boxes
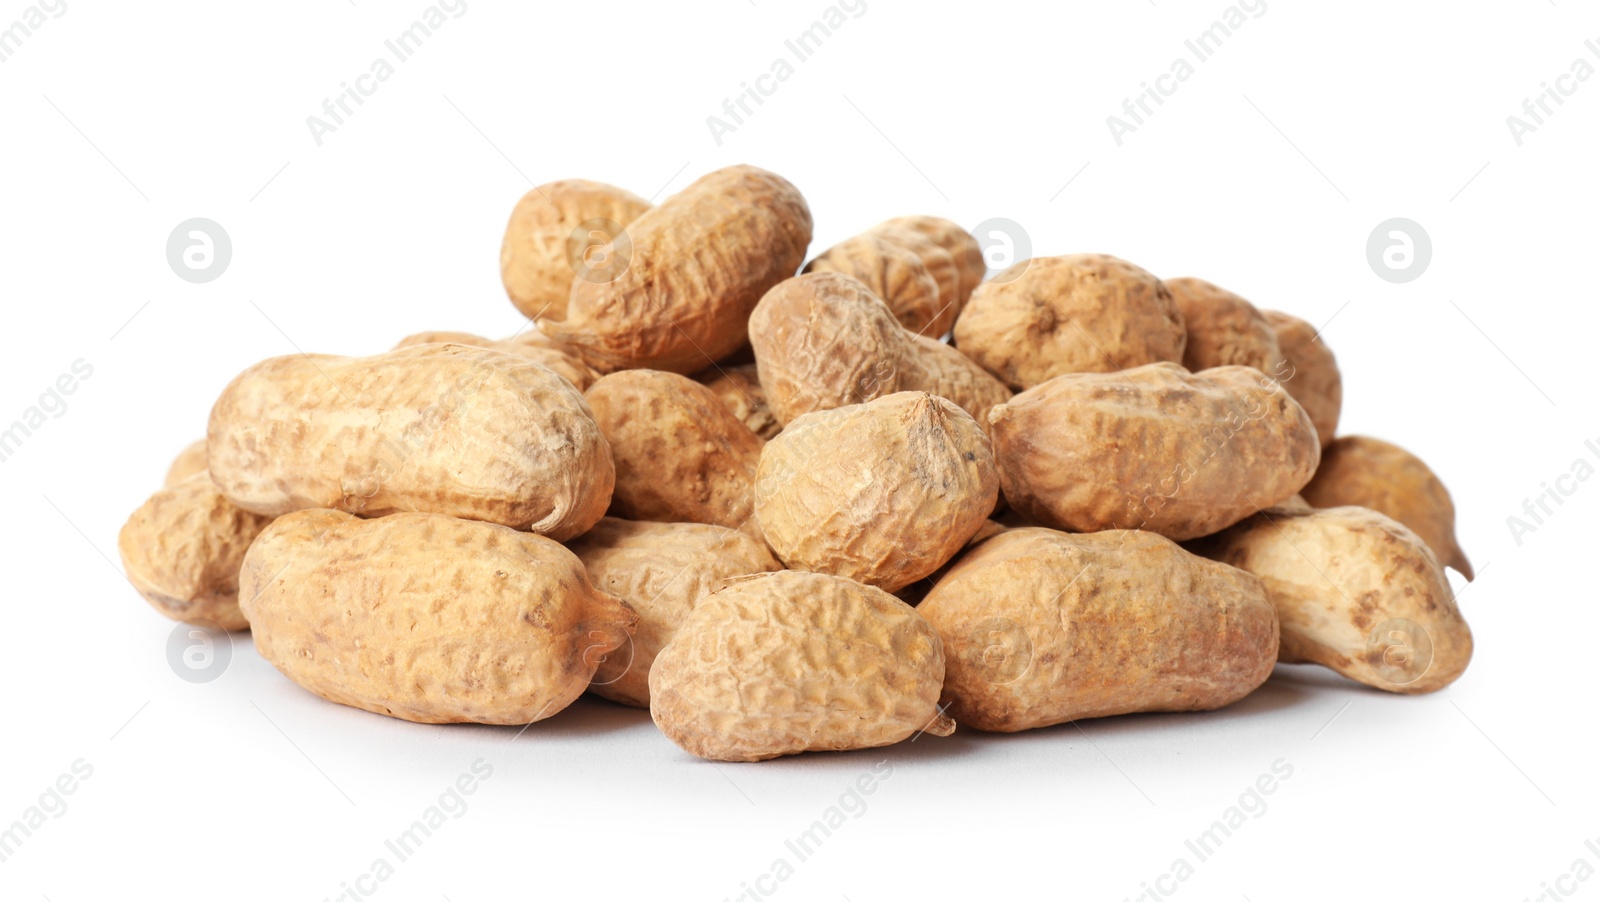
[240,510,637,724]
[165,439,208,487]
[896,519,1010,606]
[1168,277,1281,372]
[989,362,1320,540]
[208,343,613,540]
[871,215,985,307]
[499,179,652,322]
[1301,436,1473,579]
[118,472,273,631]
[567,518,781,707]
[920,527,1279,732]
[954,254,1186,389]
[392,329,600,391]
[543,165,813,374]
[649,570,952,761]
[585,369,764,530]
[756,392,998,592]
[1189,506,1473,693]
[1262,310,1341,448]
[803,233,947,336]
[865,225,964,335]
[749,272,1011,427]
[692,363,781,440]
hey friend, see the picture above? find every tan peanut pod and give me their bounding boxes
[871,215,985,307]
[650,570,952,761]
[920,527,1278,732]
[1189,506,1473,693]
[240,510,637,724]
[803,233,947,336]
[543,165,813,374]
[208,343,613,540]
[1167,277,1281,372]
[896,519,1010,606]
[954,254,1186,390]
[749,272,1011,427]
[392,329,601,391]
[1300,436,1473,579]
[1262,310,1341,448]
[164,439,208,487]
[863,225,964,335]
[499,179,651,322]
[585,369,764,530]
[568,518,781,707]
[989,362,1320,541]
[756,392,998,592]
[118,472,273,631]
[691,363,781,440]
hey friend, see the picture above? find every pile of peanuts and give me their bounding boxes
[120,165,1475,762]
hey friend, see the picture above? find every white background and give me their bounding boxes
[1,1,1596,900]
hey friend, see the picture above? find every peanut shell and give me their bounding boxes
[567,518,781,707]
[1168,277,1280,372]
[919,527,1279,731]
[692,363,782,440]
[208,342,613,540]
[649,570,952,761]
[1262,310,1342,448]
[988,362,1319,540]
[500,179,651,322]
[240,510,637,724]
[1189,505,1473,693]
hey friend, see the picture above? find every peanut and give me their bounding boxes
[240,509,637,724]
[649,570,953,761]
[500,179,651,322]
[1167,277,1280,372]
[1261,310,1341,447]
[542,165,812,374]
[954,254,1185,389]
[919,527,1279,731]
[1300,436,1473,579]
[803,232,948,336]
[584,369,764,530]
[692,362,782,440]
[392,329,600,391]
[749,271,1011,426]
[118,472,272,631]
[871,215,985,307]
[567,518,781,707]
[164,438,208,487]
[208,342,613,540]
[1189,505,1473,693]
[755,392,998,592]
[988,362,1320,540]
